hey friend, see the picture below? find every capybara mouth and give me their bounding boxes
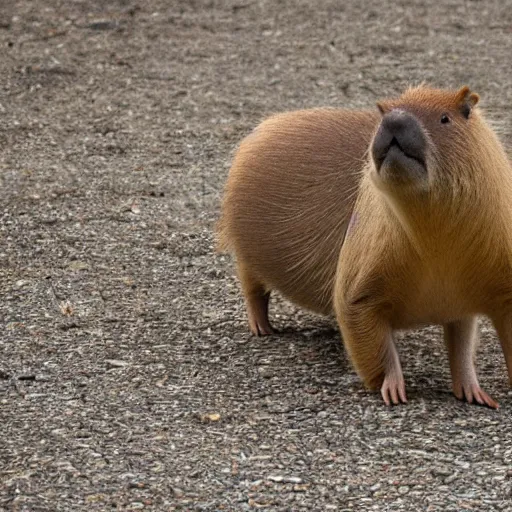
[378,143,427,181]
[380,138,427,172]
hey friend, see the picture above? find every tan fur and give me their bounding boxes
[218,86,512,407]
[218,108,378,319]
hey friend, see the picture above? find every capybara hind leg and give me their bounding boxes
[247,291,273,336]
[490,313,512,388]
[444,317,498,409]
[238,265,274,336]
[337,305,406,405]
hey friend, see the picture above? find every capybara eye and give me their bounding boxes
[440,114,450,124]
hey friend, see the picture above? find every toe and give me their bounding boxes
[463,387,475,405]
[257,322,274,336]
[381,387,391,406]
[477,389,499,409]
[398,384,407,403]
[454,383,499,409]
[381,376,407,406]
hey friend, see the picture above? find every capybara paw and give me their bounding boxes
[380,375,407,406]
[249,320,275,336]
[453,382,498,409]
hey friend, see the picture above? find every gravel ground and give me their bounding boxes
[1,0,512,510]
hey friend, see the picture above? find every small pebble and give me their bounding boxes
[172,487,184,498]
[285,476,303,484]
[199,412,221,422]
[444,474,458,484]
[432,467,453,477]
[105,359,128,368]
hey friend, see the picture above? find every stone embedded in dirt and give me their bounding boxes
[105,359,129,368]
[432,466,453,477]
[68,261,89,271]
[87,21,118,31]
[18,374,36,381]
[268,475,302,483]
[198,412,221,423]
[155,375,169,387]
[284,476,303,484]
[444,473,458,484]
[172,487,184,498]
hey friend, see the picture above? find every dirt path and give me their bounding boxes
[1,1,511,510]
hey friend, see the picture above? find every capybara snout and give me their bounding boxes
[372,110,428,184]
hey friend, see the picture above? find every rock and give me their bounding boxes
[444,474,458,484]
[199,412,221,423]
[105,359,129,368]
[88,21,118,31]
[285,476,303,484]
[172,487,184,498]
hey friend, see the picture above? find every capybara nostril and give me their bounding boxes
[372,110,428,171]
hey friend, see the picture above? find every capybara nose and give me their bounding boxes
[372,110,427,171]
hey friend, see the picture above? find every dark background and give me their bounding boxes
[1,0,511,510]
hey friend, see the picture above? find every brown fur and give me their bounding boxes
[218,109,378,317]
[218,86,512,407]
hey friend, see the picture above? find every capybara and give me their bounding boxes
[218,86,512,408]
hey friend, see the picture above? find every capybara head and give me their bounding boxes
[370,86,481,197]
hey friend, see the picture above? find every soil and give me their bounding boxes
[1,0,511,510]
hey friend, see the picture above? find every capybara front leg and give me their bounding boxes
[338,305,406,405]
[237,263,274,336]
[444,317,498,409]
[379,339,407,406]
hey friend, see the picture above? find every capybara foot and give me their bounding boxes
[381,374,407,406]
[249,317,274,336]
[453,380,498,409]
[247,291,274,336]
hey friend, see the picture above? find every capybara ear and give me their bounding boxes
[468,92,480,107]
[455,86,471,104]
[456,86,479,119]
[455,86,480,106]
